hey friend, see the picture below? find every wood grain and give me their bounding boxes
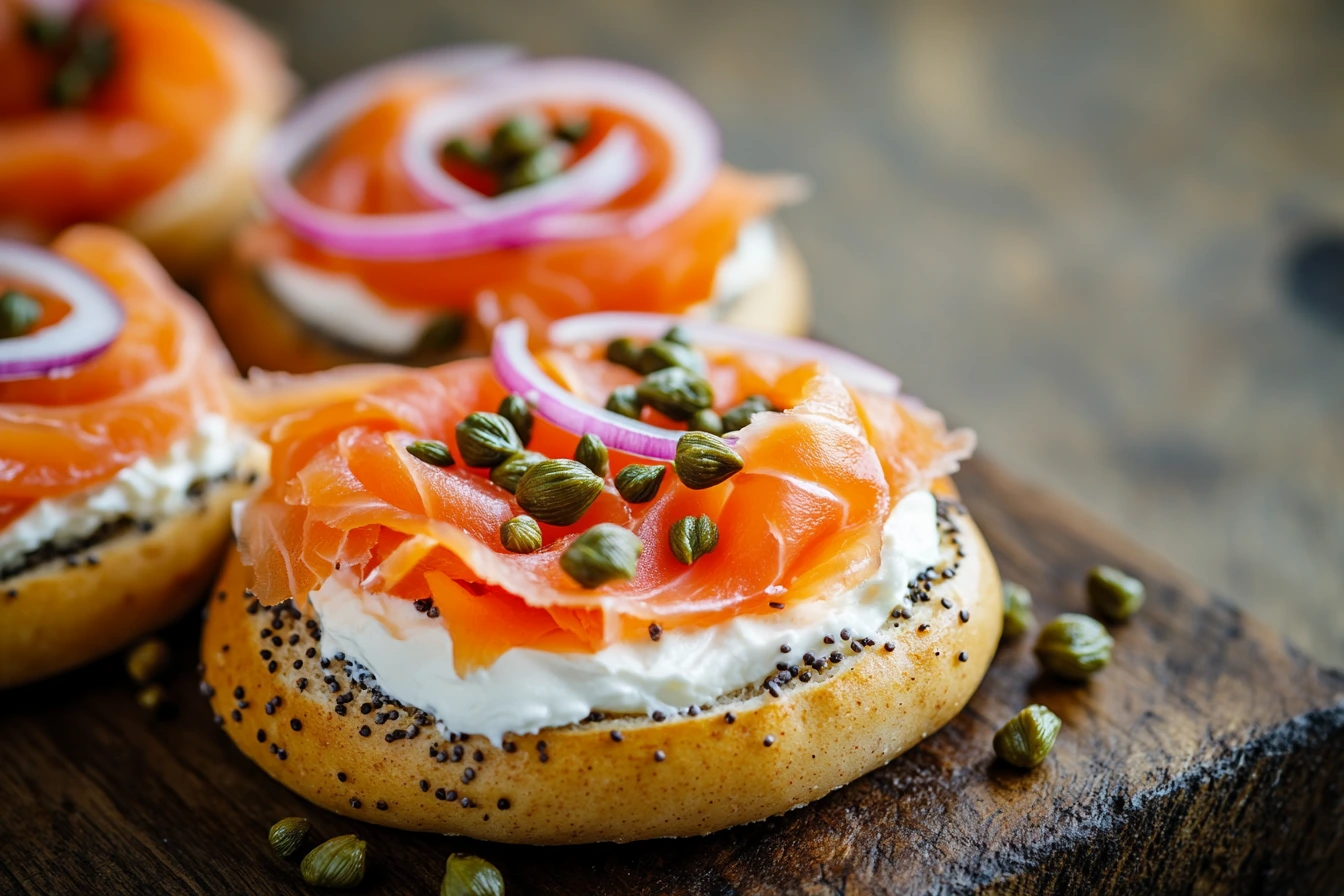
[2,458,1340,894]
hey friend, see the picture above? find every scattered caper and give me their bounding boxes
[614,464,665,503]
[720,395,775,433]
[515,459,604,526]
[497,394,533,447]
[560,523,643,588]
[135,683,170,717]
[456,413,523,467]
[407,439,455,468]
[636,367,713,421]
[500,515,543,554]
[637,339,704,376]
[0,290,41,340]
[268,816,311,858]
[500,144,565,193]
[417,313,467,354]
[125,637,170,685]
[1001,581,1035,638]
[686,408,724,436]
[489,451,547,494]
[442,852,505,896]
[604,337,642,371]
[605,385,641,419]
[993,705,1062,768]
[554,118,590,144]
[301,834,366,889]
[1034,613,1114,681]
[669,514,719,565]
[1086,565,1145,622]
[488,114,549,165]
[574,433,609,478]
[674,431,743,490]
[662,324,693,347]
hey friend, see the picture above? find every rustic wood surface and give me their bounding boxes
[225,0,1344,666]
[1,459,1340,895]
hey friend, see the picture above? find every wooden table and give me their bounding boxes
[229,0,1344,665]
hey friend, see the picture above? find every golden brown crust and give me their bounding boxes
[200,497,1000,845]
[203,230,812,374]
[0,481,248,689]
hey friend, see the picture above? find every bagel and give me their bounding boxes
[199,494,999,845]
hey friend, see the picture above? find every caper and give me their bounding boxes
[500,144,565,193]
[442,852,505,896]
[614,464,665,503]
[637,339,705,376]
[662,324,693,347]
[554,118,590,144]
[455,412,523,467]
[635,367,713,421]
[605,386,641,419]
[1001,581,1035,638]
[22,14,67,49]
[1034,613,1114,681]
[497,394,533,447]
[417,313,467,354]
[443,136,486,166]
[125,637,170,684]
[500,515,543,554]
[268,816,311,858]
[674,431,743,490]
[720,395,775,433]
[46,25,115,109]
[574,433,609,478]
[993,705,1062,769]
[514,459,604,526]
[489,451,547,494]
[669,514,719,565]
[604,337,642,371]
[489,114,549,165]
[560,523,643,588]
[1086,565,1145,622]
[686,408,724,435]
[135,683,170,717]
[301,834,366,889]
[407,439,455,468]
[0,290,41,339]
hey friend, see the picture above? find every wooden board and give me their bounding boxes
[1,457,1340,895]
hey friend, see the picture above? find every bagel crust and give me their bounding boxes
[204,229,811,375]
[199,497,1000,845]
[0,480,248,689]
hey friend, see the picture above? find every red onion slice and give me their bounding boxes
[491,319,683,460]
[548,313,901,397]
[0,240,124,381]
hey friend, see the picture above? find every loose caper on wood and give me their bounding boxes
[560,524,642,588]
[125,637,170,684]
[301,834,366,889]
[993,705,1062,768]
[1086,565,1145,621]
[442,852,505,896]
[1001,581,1035,638]
[1034,613,1113,681]
[456,413,523,467]
[268,816,311,858]
[515,459,604,526]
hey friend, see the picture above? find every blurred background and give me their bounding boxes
[229,0,1344,666]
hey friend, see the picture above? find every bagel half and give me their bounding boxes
[199,494,999,845]
[0,479,249,689]
[204,229,811,375]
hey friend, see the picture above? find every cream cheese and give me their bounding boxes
[310,489,940,744]
[0,414,251,573]
[259,220,780,356]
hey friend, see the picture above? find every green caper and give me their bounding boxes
[635,367,713,421]
[554,118,590,144]
[135,683,170,717]
[637,340,705,376]
[489,451,547,494]
[125,637,170,685]
[669,514,719,565]
[0,290,42,339]
[662,324,693,347]
[720,395,775,433]
[560,523,643,588]
[417,313,467,354]
[573,433,609,478]
[301,834,366,889]
[489,114,549,164]
[1034,613,1114,681]
[22,14,67,49]
[407,439,455,468]
[455,412,523,467]
[499,144,565,193]
[604,337,642,371]
[686,408,724,435]
[500,515,543,554]
[442,852,505,896]
[674,431,743,490]
[1086,565,1145,622]
[46,25,115,109]
[614,464,665,503]
[497,394,533,447]
[514,459,604,526]
[605,386,641,419]
[993,705,1062,769]
[1001,581,1035,638]
[268,816,311,858]
[443,136,486,166]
